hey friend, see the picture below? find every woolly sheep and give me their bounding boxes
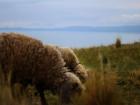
[59,72,84,105]
[0,33,84,105]
[55,46,88,83]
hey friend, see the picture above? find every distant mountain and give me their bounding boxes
[0,25,140,33]
[54,25,140,33]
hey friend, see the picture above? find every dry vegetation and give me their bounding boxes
[73,41,140,105]
[72,70,122,105]
[0,66,31,105]
[0,39,140,105]
[1,68,140,105]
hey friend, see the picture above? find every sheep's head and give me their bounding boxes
[58,47,79,69]
[73,64,88,83]
[58,47,88,83]
[59,72,85,105]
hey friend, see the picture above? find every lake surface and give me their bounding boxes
[0,29,140,48]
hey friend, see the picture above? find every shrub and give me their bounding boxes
[115,38,121,48]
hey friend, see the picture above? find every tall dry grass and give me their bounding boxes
[1,66,140,105]
[72,70,123,105]
[0,65,59,105]
[0,66,31,105]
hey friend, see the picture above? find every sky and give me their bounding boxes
[0,0,140,28]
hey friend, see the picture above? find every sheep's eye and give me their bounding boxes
[72,83,78,89]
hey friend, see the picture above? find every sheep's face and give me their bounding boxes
[74,64,88,83]
[59,72,85,105]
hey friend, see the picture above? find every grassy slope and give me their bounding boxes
[0,42,140,105]
[74,42,140,72]
[73,42,140,105]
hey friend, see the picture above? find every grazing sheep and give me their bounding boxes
[55,47,88,83]
[0,33,84,105]
[59,72,84,105]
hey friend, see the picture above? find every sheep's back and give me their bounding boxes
[34,45,67,89]
[0,33,44,82]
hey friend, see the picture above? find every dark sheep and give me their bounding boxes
[0,33,84,105]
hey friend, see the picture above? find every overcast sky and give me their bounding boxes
[0,0,140,28]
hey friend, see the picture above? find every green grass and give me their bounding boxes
[74,42,140,72]
[73,42,140,105]
[0,41,140,105]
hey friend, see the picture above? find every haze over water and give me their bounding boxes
[0,29,139,48]
[0,0,140,48]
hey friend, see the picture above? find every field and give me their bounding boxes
[0,40,140,105]
[73,41,140,105]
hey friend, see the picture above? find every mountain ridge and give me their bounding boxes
[0,25,140,33]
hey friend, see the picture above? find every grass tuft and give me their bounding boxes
[72,70,123,105]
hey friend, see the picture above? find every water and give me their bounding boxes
[0,29,140,48]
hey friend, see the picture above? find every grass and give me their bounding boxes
[0,41,140,105]
[72,69,140,105]
[72,70,123,105]
[0,66,31,105]
[74,42,140,71]
[119,69,140,105]
[0,65,59,105]
[73,41,140,105]
[1,68,140,105]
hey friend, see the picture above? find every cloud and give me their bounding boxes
[0,0,140,28]
[107,13,140,26]
[127,2,140,9]
[122,14,140,19]
[0,21,34,28]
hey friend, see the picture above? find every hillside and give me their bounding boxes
[74,42,140,72]
[0,36,140,105]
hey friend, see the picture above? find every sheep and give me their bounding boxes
[54,46,88,83]
[0,33,84,105]
[59,72,84,105]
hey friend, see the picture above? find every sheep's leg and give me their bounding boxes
[36,86,48,105]
[10,76,29,100]
[10,71,18,98]
[39,90,48,105]
[10,83,27,101]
